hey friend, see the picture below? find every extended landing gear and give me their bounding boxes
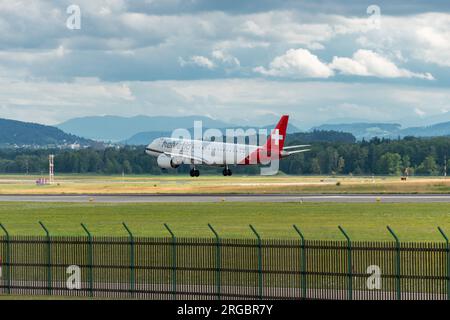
[222,166,232,176]
[190,168,200,177]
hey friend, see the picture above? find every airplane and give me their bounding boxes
[145,115,310,177]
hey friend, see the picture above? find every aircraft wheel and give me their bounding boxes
[223,169,228,176]
[227,169,232,176]
[189,169,195,177]
[194,169,200,177]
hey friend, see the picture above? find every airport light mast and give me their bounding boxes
[445,155,447,178]
[49,154,54,184]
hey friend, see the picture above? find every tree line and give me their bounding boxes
[0,136,449,176]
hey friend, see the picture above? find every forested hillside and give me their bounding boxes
[0,118,92,147]
[1,136,449,176]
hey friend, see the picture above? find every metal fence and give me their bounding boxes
[0,223,449,300]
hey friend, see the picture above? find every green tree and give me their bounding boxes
[311,158,321,174]
[377,153,402,175]
[336,156,345,174]
[402,155,410,169]
[416,156,439,175]
[122,160,132,174]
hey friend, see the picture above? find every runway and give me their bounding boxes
[1,194,450,203]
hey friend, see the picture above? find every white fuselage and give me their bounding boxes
[145,137,260,166]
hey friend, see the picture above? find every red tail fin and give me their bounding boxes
[263,115,288,153]
[239,115,289,165]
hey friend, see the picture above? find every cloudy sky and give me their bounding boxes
[1,0,450,129]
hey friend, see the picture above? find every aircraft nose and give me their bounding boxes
[145,141,155,154]
[145,139,159,155]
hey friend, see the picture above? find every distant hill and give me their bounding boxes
[122,123,302,146]
[0,118,92,148]
[7,113,450,148]
[399,121,450,137]
[312,122,450,140]
[122,131,170,145]
[58,115,302,142]
[260,123,301,134]
[122,128,352,146]
[312,123,402,140]
[57,115,231,142]
[121,128,258,146]
[287,130,356,144]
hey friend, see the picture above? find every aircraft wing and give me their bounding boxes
[163,151,212,165]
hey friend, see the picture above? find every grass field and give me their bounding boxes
[0,202,448,241]
[1,174,450,194]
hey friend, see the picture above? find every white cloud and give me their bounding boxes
[0,1,449,129]
[163,79,450,126]
[191,55,215,69]
[235,12,450,69]
[0,2,447,83]
[255,48,433,80]
[0,77,135,124]
[179,50,240,72]
[179,55,215,69]
[212,50,240,67]
[2,78,450,127]
[330,49,434,80]
[414,108,426,117]
[0,45,69,63]
[241,20,266,36]
[236,11,336,49]
[254,48,334,78]
[351,13,450,68]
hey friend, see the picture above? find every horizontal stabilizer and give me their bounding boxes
[283,149,311,156]
[283,145,311,150]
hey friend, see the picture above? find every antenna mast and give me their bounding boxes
[49,154,55,184]
[445,155,447,178]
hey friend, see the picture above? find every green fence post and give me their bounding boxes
[38,221,52,296]
[338,226,352,300]
[81,223,94,298]
[438,226,449,300]
[249,224,263,300]
[387,226,401,300]
[0,223,11,294]
[164,223,177,300]
[293,225,307,300]
[208,223,221,300]
[122,223,135,298]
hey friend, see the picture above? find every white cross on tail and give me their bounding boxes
[271,129,283,146]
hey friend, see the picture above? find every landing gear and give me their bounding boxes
[222,166,232,176]
[190,168,200,177]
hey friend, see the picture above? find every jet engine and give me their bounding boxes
[157,154,183,169]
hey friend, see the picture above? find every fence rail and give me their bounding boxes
[0,224,449,300]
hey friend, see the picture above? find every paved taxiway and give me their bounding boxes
[1,194,450,203]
